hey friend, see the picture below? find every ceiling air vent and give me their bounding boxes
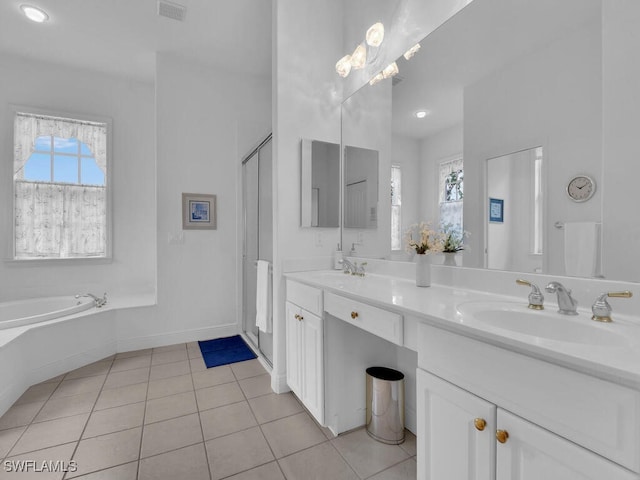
[158,0,187,21]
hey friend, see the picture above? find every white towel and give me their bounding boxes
[255,260,272,333]
[564,222,600,277]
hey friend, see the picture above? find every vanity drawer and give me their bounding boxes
[286,280,323,317]
[325,292,403,345]
[418,323,640,472]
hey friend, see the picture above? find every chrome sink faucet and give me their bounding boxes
[75,292,107,308]
[516,279,544,310]
[591,291,632,322]
[545,282,578,315]
[339,258,367,277]
[340,258,356,274]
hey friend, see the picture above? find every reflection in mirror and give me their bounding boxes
[486,147,543,274]
[344,146,379,229]
[342,0,640,281]
[301,139,340,228]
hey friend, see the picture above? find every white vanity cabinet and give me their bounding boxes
[417,369,495,480]
[495,409,636,480]
[285,280,324,424]
[417,324,640,480]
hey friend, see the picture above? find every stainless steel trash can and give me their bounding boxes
[366,366,405,444]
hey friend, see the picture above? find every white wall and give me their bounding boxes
[391,134,421,255]
[602,0,640,282]
[0,53,156,301]
[124,53,272,349]
[273,0,343,391]
[463,18,602,275]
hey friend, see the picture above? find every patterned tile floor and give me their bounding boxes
[0,342,416,479]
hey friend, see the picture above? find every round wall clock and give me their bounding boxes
[566,175,596,202]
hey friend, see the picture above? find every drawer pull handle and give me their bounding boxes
[351,311,359,319]
[474,418,486,431]
[496,430,509,444]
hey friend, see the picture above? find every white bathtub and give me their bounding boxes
[0,296,96,330]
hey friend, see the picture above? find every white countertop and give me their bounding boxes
[285,270,640,389]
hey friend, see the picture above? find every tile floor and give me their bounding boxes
[0,342,416,479]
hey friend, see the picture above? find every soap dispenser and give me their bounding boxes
[349,243,357,256]
[333,244,343,270]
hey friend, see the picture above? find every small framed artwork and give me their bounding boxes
[182,193,217,230]
[489,198,504,223]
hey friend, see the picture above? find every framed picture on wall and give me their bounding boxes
[182,193,217,230]
[489,198,504,223]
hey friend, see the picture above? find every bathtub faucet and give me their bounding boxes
[75,292,107,308]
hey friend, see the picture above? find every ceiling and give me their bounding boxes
[391,0,601,139]
[0,0,272,82]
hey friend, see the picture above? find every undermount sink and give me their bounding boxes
[456,301,632,347]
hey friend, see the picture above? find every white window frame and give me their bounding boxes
[9,105,113,264]
[391,165,402,251]
[530,147,544,255]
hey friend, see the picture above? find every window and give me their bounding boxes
[532,147,543,255]
[438,157,464,236]
[13,111,109,259]
[391,165,402,250]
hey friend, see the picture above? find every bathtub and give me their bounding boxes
[0,296,96,330]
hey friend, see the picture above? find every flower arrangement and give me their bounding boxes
[441,224,468,253]
[405,222,444,255]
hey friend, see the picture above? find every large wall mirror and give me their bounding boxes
[340,0,640,283]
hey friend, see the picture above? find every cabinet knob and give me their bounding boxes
[294,314,303,321]
[351,311,359,319]
[474,418,486,431]
[496,430,509,444]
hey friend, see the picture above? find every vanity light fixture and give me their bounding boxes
[369,72,385,86]
[20,4,49,23]
[366,22,385,47]
[403,43,421,60]
[350,43,367,70]
[335,22,385,77]
[335,55,353,78]
[382,62,399,79]
[415,110,430,119]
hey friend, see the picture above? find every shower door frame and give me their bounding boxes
[241,133,273,365]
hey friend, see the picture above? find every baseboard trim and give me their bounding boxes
[271,372,290,394]
[117,323,239,353]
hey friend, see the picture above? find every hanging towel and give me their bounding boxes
[255,260,272,333]
[564,222,600,277]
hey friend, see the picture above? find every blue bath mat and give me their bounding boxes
[198,335,257,368]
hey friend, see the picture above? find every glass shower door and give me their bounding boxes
[242,135,273,364]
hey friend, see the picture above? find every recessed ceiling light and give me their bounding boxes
[20,4,49,23]
[415,110,430,119]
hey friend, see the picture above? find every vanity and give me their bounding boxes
[284,265,640,480]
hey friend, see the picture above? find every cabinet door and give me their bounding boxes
[300,310,324,424]
[417,369,495,480]
[496,409,637,480]
[285,301,302,397]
